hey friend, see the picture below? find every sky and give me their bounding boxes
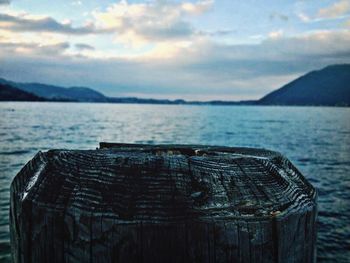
[0,0,350,100]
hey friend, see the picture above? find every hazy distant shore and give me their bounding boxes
[1,99,349,107]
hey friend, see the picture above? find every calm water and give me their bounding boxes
[0,102,349,262]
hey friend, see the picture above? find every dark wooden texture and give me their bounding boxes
[10,143,317,263]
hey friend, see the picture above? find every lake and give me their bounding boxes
[0,102,349,262]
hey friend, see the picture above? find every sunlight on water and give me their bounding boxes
[0,102,349,262]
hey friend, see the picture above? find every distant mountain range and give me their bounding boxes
[0,77,253,105]
[0,64,349,106]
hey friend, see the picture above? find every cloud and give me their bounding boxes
[71,1,82,6]
[198,29,235,37]
[345,19,350,27]
[0,41,70,56]
[246,30,350,61]
[317,0,350,19]
[0,13,106,35]
[297,12,311,22]
[269,12,289,22]
[0,0,10,5]
[75,43,95,51]
[1,28,349,100]
[268,30,284,39]
[297,1,350,23]
[181,0,213,14]
[92,0,213,46]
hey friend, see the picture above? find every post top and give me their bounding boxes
[14,143,317,223]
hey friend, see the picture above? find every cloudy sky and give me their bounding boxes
[0,0,350,100]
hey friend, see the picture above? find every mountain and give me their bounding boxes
[0,83,45,101]
[0,78,107,102]
[258,64,350,106]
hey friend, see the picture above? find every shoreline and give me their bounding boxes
[0,100,349,107]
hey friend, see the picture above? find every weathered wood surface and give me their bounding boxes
[10,143,317,263]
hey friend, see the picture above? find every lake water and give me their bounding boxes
[0,102,349,262]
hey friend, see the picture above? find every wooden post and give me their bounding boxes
[10,143,317,263]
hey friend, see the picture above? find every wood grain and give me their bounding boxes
[10,143,317,263]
